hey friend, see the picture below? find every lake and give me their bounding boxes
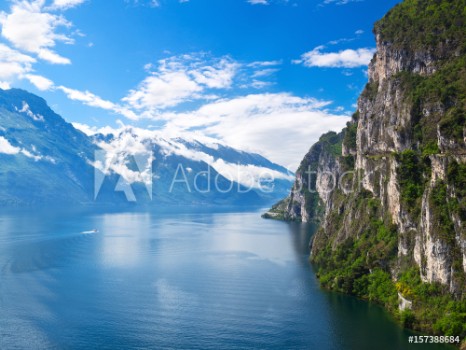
[0,209,454,349]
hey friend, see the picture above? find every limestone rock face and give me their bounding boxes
[270,9,466,295]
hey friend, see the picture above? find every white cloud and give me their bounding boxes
[248,60,281,68]
[0,0,78,65]
[247,0,269,4]
[0,43,35,80]
[322,0,363,5]
[48,0,87,10]
[252,68,278,78]
[128,0,160,7]
[123,54,239,111]
[161,141,293,188]
[72,121,128,137]
[124,71,202,110]
[209,159,293,189]
[72,121,98,135]
[0,1,86,87]
[245,79,273,89]
[0,136,21,154]
[37,48,70,64]
[58,85,139,120]
[189,58,238,89]
[295,45,375,68]
[58,53,280,120]
[0,81,10,89]
[58,86,115,109]
[154,93,348,169]
[25,73,54,90]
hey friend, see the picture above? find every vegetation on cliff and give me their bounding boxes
[397,55,466,149]
[374,0,466,54]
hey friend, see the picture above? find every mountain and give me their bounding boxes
[0,89,97,206]
[265,0,466,342]
[0,88,293,207]
[89,125,293,206]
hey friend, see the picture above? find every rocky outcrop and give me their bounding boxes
[263,132,343,222]
[368,32,457,86]
[398,292,412,311]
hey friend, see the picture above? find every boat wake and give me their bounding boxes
[81,229,99,234]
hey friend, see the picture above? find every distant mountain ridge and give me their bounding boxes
[0,88,293,207]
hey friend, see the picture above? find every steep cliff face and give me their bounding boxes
[267,0,466,339]
[263,132,343,222]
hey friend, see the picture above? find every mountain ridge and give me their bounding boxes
[0,88,293,207]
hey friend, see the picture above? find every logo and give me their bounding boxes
[94,150,153,202]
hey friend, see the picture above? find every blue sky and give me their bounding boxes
[0,0,400,169]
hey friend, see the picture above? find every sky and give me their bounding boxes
[0,0,400,170]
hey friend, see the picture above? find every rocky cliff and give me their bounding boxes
[266,0,466,340]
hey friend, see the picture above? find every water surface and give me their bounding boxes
[0,210,453,349]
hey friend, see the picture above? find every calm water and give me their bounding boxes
[0,210,454,350]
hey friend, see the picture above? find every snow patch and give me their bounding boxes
[92,129,154,186]
[0,136,20,154]
[0,137,56,163]
[17,101,45,122]
[83,124,292,188]
[157,137,293,188]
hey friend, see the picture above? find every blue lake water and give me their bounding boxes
[0,209,454,349]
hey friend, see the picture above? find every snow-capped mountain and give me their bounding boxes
[0,88,293,207]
